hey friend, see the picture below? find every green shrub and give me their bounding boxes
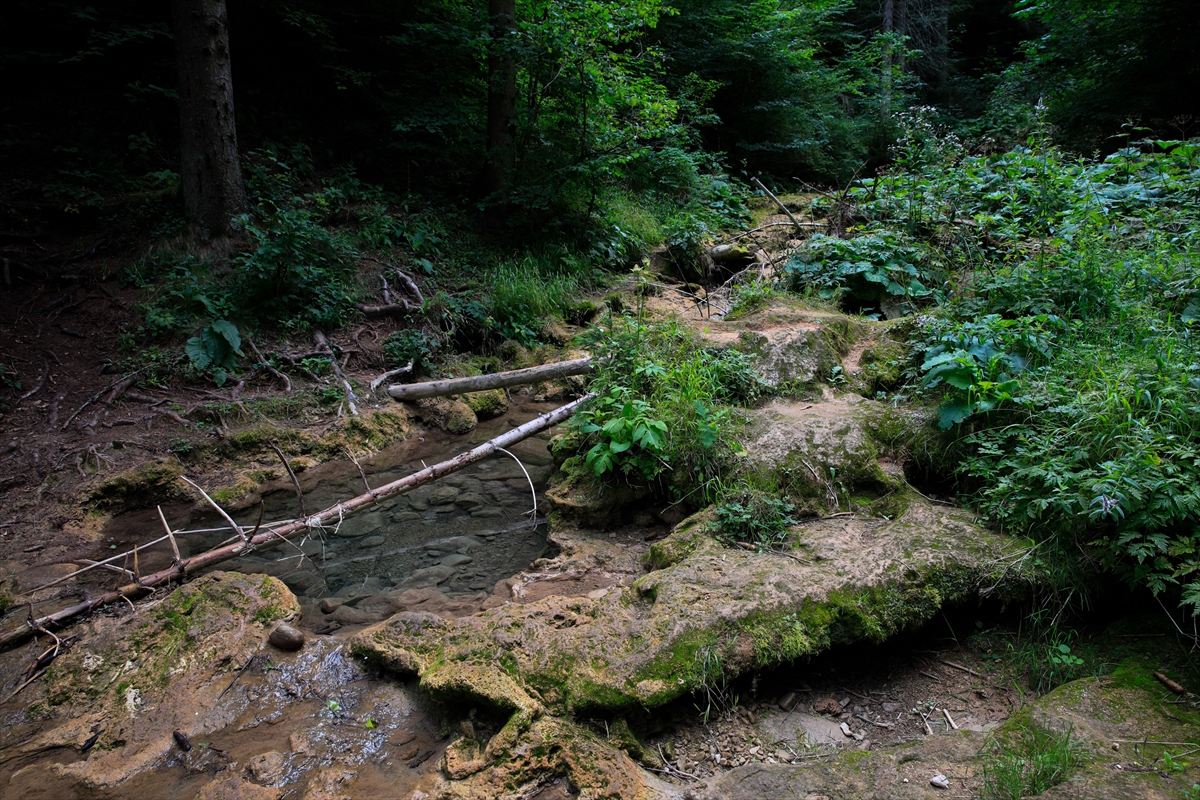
[713,486,797,552]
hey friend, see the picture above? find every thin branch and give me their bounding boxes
[157,505,182,565]
[270,443,307,518]
[496,447,536,527]
[180,476,246,544]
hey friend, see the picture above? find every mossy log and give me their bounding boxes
[0,393,595,650]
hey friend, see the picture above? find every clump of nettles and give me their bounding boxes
[714,486,797,552]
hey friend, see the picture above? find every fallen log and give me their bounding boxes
[0,393,595,650]
[387,357,594,402]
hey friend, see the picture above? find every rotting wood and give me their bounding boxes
[370,362,413,394]
[0,393,595,650]
[1153,670,1186,694]
[387,357,594,402]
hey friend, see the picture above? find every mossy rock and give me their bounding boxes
[86,456,187,511]
[463,389,509,420]
[34,572,298,790]
[444,399,478,434]
[352,497,1029,718]
[544,456,652,528]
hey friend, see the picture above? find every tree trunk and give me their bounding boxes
[484,0,517,198]
[881,0,895,123]
[172,0,248,239]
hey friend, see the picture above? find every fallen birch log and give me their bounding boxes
[0,393,595,650]
[387,357,594,402]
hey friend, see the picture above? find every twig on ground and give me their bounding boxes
[344,448,372,494]
[246,338,292,392]
[938,658,979,678]
[314,330,359,416]
[16,358,49,403]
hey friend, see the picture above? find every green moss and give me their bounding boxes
[443,400,478,435]
[0,575,16,616]
[463,389,509,420]
[87,457,187,511]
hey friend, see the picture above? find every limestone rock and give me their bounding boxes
[353,498,1025,716]
[34,573,299,789]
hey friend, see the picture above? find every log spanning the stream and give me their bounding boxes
[387,357,594,402]
[0,393,596,650]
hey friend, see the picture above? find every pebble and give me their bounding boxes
[930,774,950,789]
[441,553,474,567]
[778,691,798,711]
[268,622,306,651]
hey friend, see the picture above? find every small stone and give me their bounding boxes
[586,588,609,600]
[839,697,850,708]
[930,774,950,789]
[839,722,854,738]
[360,535,386,548]
[268,623,305,651]
[778,691,798,711]
[441,553,474,567]
[882,702,899,713]
[319,598,343,614]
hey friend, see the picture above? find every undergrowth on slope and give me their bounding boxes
[817,111,1200,615]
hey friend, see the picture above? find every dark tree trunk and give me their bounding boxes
[171,0,247,239]
[484,0,517,199]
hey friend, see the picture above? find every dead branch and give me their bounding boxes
[344,448,371,493]
[750,176,804,235]
[157,505,182,565]
[61,372,143,431]
[0,393,595,650]
[388,357,594,402]
[314,330,359,416]
[16,358,49,404]
[246,338,292,392]
[180,476,246,543]
[370,362,413,394]
[270,443,307,518]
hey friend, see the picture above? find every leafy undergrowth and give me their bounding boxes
[772,111,1200,616]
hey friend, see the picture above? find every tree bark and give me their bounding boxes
[172,0,248,239]
[388,357,594,402]
[484,0,517,198]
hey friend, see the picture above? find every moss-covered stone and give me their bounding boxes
[462,388,509,420]
[544,456,652,528]
[352,497,1029,724]
[86,456,187,511]
[31,572,298,789]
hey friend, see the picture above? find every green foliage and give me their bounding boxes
[571,311,765,496]
[382,330,437,367]
[714,486,797,552]
[845,128,1200,614]
[185,320,243,387]
[782,230,938,314]
[977,724,1081,800]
